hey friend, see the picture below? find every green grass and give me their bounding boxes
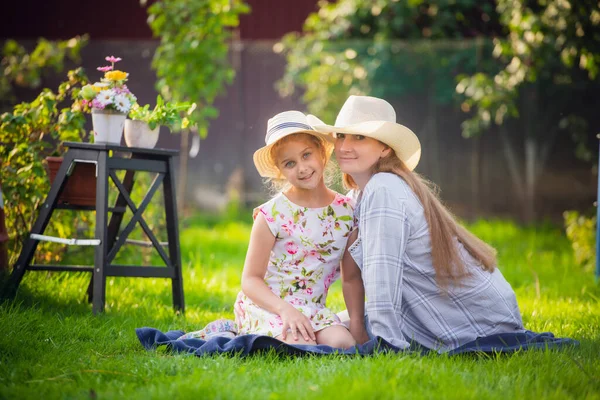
[1,219,599,399]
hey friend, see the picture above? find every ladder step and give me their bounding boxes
[120,238,169,248]
[29,265,94,272]
[54,204,128,213]
[30,233,101,246]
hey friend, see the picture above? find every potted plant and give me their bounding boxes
[45,156,97,206]
[124,95,196,148]
[79,56,137,145]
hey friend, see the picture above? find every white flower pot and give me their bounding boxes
[91,108,127,145]
[123,120,160,149]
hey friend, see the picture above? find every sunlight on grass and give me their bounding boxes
[1,218,599,399]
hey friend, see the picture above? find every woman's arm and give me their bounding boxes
[361,187,410,349]
[341,229,369,344]
[241,213,315,341]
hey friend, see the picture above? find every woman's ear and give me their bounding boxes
[381,146,392,159]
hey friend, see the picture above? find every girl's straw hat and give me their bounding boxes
[310,95,421,171]
[253,111,335,178]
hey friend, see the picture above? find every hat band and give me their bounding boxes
[267,122,313,135]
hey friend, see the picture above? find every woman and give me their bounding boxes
[312,96,525,352]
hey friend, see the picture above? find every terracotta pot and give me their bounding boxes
[124,119,160,148]
[91,108,126,145]
[46,157,97,206]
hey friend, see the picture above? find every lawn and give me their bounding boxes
[0,218,599,399]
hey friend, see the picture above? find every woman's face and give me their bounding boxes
[334,133,389,176]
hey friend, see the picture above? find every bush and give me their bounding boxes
[0,68,90,266]
[563,210,596,272]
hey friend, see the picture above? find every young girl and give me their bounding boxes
[233,110,357,348]
[313,96,525,352]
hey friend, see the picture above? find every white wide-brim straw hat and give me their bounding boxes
[253,110,335,178]
[309,95,421,171]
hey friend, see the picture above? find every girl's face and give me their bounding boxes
[275,136,325,191]
[334,133,389,176]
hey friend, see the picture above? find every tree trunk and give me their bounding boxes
[470,135,481,218]
[523,136,537,223]
[428,83,440,184]
[521,84,542,223]
[498,126,526,204]
[496,83,559,222]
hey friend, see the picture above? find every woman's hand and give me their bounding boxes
[279,304,316,342]
[349,320,370,345]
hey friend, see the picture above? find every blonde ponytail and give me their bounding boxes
[344,152,496,285]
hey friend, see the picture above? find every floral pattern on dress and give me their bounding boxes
[235,192,356,338]
[177,319,238,340]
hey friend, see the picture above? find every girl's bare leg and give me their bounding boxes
[275,333,317,346]
[315,325,356,349]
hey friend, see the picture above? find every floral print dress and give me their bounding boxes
[235,192,355,338]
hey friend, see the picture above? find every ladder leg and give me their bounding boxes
[92,152,109,314]
[164,156,185,313]
[1,151,76,299]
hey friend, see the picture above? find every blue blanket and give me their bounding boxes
[135,328,578,356]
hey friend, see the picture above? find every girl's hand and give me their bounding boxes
[279,304,316,342]
[350,321,370,344]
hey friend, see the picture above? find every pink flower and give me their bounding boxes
[282,218,300,236]
[290,298,304,306]
[97,65,113,72]
[91,99,105,109]
[335,196,348,206]
[324,269,337,292]
[285,241,298,255]
[257,208,275,223]
[306,287,313,295]
[305,249,318,258]
[282,224,295,236]
[105,56,122,63]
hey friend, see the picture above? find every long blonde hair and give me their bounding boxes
[266,132,334,194]
[343,151,497,285]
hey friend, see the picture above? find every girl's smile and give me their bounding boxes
[276,138,325,192]
[299,170,315,180]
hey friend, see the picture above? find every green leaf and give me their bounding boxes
[142,0,248,137]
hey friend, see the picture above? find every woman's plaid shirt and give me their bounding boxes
[348,173,524,352]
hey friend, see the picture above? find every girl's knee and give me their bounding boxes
[316,326,357,349]
[321,335,356,349]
